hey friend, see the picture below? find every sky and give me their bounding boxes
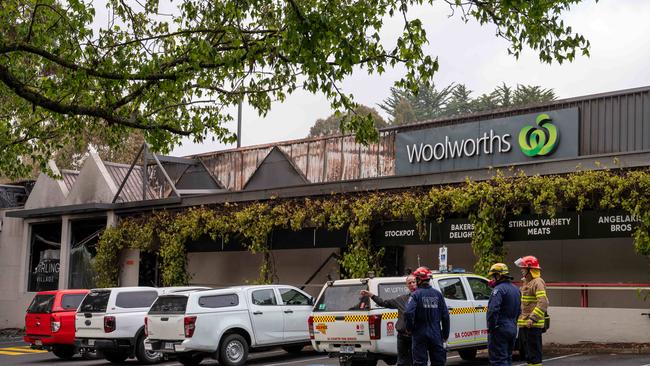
[170,0,650,157]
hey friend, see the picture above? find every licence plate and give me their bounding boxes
[34,340,42,346]
[88,339,95,346]
[164,342,174,350]
[340,345,355,354]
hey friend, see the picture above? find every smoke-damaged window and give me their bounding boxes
[27,222,62,292]
[68,218,106,289]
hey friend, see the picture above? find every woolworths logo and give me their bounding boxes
[518,113,559,157]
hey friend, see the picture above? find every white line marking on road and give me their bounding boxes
[263,356,331,366]
[514,352,582,366]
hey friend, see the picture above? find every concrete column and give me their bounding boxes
[108,211,140,287]
[118,249,140,287]
[19,221,31,293]
[58,216,71,290]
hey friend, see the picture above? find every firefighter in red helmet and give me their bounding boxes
[405,267,450,366]
[515,256,549,366]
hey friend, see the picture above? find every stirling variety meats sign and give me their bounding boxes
[395,108,579,175]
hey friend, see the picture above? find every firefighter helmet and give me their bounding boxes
[487,263,510,277]
[412,266,432,284]
[515,255,541,269]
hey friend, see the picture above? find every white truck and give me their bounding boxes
[309,272,492,366]
[144,285,313,366]
[75,286,207,364]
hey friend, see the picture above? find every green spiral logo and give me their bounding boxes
[518,113,559,157]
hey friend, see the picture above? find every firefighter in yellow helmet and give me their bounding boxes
[515,256,548,366]
[486,263,521,366]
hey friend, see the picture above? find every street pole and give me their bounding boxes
[237,100,242,148]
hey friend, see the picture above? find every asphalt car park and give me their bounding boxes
[1,339,650,366]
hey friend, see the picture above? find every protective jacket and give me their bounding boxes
[518,277,549,328]
[487,280,521,331]
[405,285,450,341]
[371,294,410,335]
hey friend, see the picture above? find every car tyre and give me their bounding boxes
[178,352,205,366]
[135,335,164,364]
[103,350,129,364]
[52,345,76,360]
[458,349,477,361]
[219,334,249,366]
[282,345,304,354]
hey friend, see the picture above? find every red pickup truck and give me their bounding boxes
[24,289,89,359]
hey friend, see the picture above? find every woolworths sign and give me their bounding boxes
[395,108,579,176]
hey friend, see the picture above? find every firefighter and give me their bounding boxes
[405,267,450,366]
[486,263,521,366]
[515,255,548,366]
[360,275,418,366]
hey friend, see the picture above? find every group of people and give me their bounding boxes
[360,255,548,366]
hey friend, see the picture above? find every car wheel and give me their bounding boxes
[219,334,249,366]
[282,345,304,354]
[178,352,205,366]
[458,349,477,361]
[135,335,163,364]
[52,345,76,360]
[103,350,129,364]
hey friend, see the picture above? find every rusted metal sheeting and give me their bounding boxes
[198,133,397,189]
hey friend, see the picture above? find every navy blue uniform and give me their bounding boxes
[405,284,450,366]
[487,280,521,366]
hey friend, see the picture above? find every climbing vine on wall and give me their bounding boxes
[94,168,650,287]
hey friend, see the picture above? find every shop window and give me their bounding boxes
[68,218,106,289]
[27,222,62,292]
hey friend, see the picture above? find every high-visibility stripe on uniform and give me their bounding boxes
[532,307,545,318]
[535,291,547,298]
[521,295,537,302]
[517,319,545,327]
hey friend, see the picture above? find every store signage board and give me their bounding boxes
[504,213,579,241]
[395,108,579,175]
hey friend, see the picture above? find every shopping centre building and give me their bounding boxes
[1,86,649,342]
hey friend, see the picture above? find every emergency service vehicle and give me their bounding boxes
[309,271,492,366]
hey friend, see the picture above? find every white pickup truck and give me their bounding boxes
[75,286,207,364]
[309,273,492,366]
[145,285,313,366]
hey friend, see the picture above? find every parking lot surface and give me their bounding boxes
[1,339,650,366]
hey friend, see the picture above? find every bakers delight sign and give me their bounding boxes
[395,108,579,176]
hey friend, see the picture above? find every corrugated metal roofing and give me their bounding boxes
[104,162,163,202]
[60,170,79,192]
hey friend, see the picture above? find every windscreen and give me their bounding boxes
[314,284,369,312]
[27,294,55,313]
[78,290,111,313]
[377,283,409,303]
[149,296,188,314]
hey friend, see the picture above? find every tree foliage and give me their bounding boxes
[380,82,557,125]
[308,105,387,137]
[1,0,589,177]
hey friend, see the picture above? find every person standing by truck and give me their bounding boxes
[515,256,549,366]
[405,267,450,366]
[486,263,521,366]
[361,275,418,366]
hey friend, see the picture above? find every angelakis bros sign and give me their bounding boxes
[395,108,579,175]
